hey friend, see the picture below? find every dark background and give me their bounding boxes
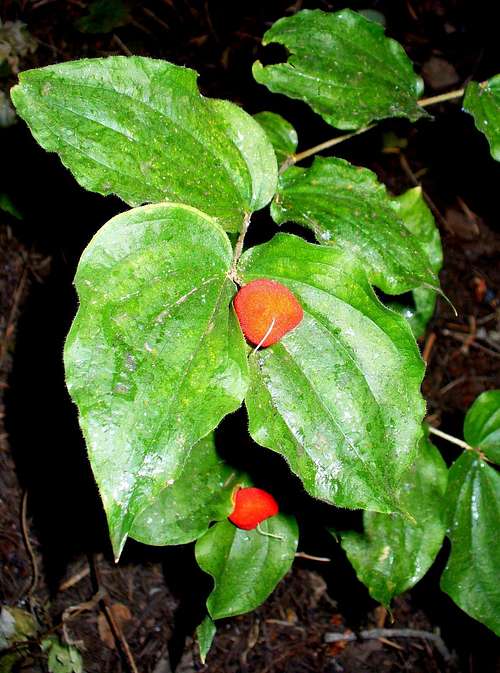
[1,1,499,671]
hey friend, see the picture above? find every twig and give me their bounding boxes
[20,490,39,600]
[418,88,465,106]
[59,565,91,592]
[112,34,133,56]
[295,551,331,563]
[0,263,28,368]
[427,426,471,451]
[62,589,106,647]
[324,627,452,661]
[422,332,436,364]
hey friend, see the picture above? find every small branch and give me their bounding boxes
[229,212,251,284]
[427,425,472,451]
[418,88,465,107]
[295,551,331,563]
[20,490,39,600]
[324,627,452,662]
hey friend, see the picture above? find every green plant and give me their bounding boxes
[10,7,500,660]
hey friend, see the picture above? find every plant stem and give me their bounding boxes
[230,212,251,283]
[427,425,472,451]
[287,84,469,169]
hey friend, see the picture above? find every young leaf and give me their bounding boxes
[464,76,500,161]
[64,203,248,559]
[341,437,448,606]
[254,111,298,164]
[195,516,298,620]
[11,56,277,231]
[271,157,438,294]
[239,233,426,513]
[196,615,216,664]
[463,389,500,464]
[441,451,500,635]
[129,433,240,546]
[389,187,443,337]
[253,9,427,130]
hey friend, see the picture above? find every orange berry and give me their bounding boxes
[233,279,303,347]
[228,487,279,530]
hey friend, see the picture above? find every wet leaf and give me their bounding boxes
[341,437,448,606]
[196,615,216,664]
[195,515,298,619]
[253,9,427,130]
[239,233,426,513]
[64,203,248,558]
[11,56,277,231]
[463,389,500,464]
[441,451,500,635]
[464,76,500,161]
[271,157,438,295]
[254,111,298,164]
[130,433,241,546]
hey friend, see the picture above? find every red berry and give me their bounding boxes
[228,487,279,530]
[233,279,303,347]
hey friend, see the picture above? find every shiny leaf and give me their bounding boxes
[463,389,500,464]
[441,451,500,635]
[239,233,426,513]
[253,9,427,130]
[341,437,448,606]
[64,203,248,558]
[195,515,298,619]
[196,615,216,664]
[254,111,298,164]
[272,157,438,294]
[464,76,500,161]
[130,433,241,546]
[11,56,277,231]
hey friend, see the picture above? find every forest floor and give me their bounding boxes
[1,1,499,672]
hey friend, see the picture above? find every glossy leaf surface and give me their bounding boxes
[341,437,448,606]
[254,111,298,164]
[130,433,241,546]
[11,56,277,231]
[195,515,298,619]
[441,451,500,635]
[64,203,248,558]
[463,389,500,464]
[239,233,426,513]
[196,616,216,664]
[253,9,426,130]
[272,157,438,294]
[464,76,500,161]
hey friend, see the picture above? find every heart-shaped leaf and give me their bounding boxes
[253,9,427,130]
[239,233,426,513]
[129,433,241,546]
[271,157,438,295]
[441,451,500,635]
[463,390,500,464]
[11,57,277,231]
[464,76,500,162]
[341,436,448,606]
[64,203,248,558]
[195,515,298,620]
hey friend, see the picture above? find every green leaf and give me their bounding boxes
[253,9,427,130]
[129,433,241,546]
[196,615,216,664]
[11,56,277,232]
[195,515,298,620]
[42,637,83,673]
[463,390,500,464]
[389,187,443,337]
[464,76,500,161]
[271,157,438,294]
[0,193,22,219]
[341,436,448,606]
[239,233,426,513]
[254,111,298,164]
[441,451,500,635]
[75,0,129,34]
[64,203,248,559]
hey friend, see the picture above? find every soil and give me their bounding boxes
[1,1,499,672]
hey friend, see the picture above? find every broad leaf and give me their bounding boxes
[239,233,426,513]
[254,111,298,164]
[64,203,248,558]
[195,515,298,620]
[389,187,442,337]
[11,56,277,231]
[196,616,216,664]
[441,451,500,635]
[341,437,448,606]
[271,157,438,294]
[464,76,500,161]
[463,389,500,464]
[130,433,241,546]
[253,9,427,130]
